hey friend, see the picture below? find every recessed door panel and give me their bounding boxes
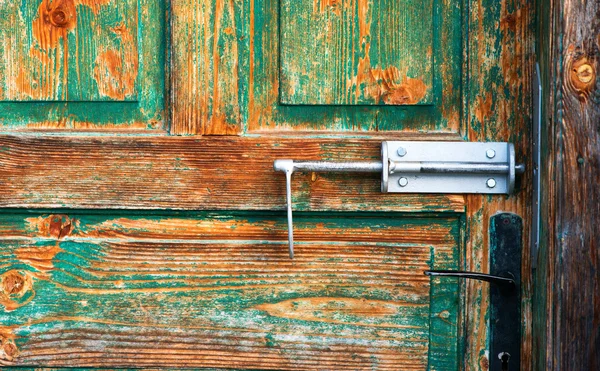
[280,0,434,105]
[248,0,461,133]
[0,0,165,130]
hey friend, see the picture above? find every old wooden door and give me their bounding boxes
[0,0,534,369]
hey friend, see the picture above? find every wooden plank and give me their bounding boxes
[0,0,165,130]
[246,0,462,133]
[0,212,461,369]
[170,0,242,135]
[535,0,600,369]
[0,135,465,212]
[279,0,433,105]
[463,0,535,369]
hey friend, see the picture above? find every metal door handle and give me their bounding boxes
[274,141,524,258]
[424,270,516,291]
[273,160,381,258]
[423,213,523,371]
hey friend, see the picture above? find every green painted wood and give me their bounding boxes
[0,211,461,369]
[280,0,433,105]
[0,0,165,129]
[244,0,462,133]
[464,0,535,367]
[0,0,138,102]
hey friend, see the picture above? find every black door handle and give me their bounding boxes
[424,213,522,371]
[424,270,516,292]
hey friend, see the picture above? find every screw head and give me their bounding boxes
[486,149,496,159]
[486,178,497,188]
[398,177,408,187]
[397,147,407,157]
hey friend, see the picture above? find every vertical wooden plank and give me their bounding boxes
[170,0,242,135]
[465,0,535,369]
[536,0,600,369]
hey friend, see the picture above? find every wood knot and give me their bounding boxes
[575,64,594,84]
[479,354,490,370]
[1,340,18,361]
[0,270,35,311]
[568,56,596,99]
[49,9,70,28]
[26,214,76,239]
[2,271,26,295]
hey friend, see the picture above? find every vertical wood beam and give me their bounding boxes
[170,0,242,135]
[536,0,600,369]
[465,0,535,369]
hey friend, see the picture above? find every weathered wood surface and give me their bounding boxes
[0,212,460,369]
[170,0,242,135]
[535,0,600,369]
[0,135,465,212]
[0,0,538,369]
[171,0,460,134]
[0,0,139,102]
[0,0,165,129]
[463,0,534,369]
[252,0,460,132]
[280,0,433,105]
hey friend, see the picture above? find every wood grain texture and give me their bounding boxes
[0,135,465,212]
[245,0,461,133]
[170,0,242,135]
[0,0,165,130]
[464,0,534,369]
[280,0,432,105]
[0,212,461,369]
[0,0,138,102]
[535,0,600,369]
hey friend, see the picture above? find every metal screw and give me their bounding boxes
[397,147,407,157]
[398,177,408,187]
[486,149,496,159]
[486,178,497,188]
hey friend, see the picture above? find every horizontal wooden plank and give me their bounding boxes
[0,135,465,212]
[0,212,460,369]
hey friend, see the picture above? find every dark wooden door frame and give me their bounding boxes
[535,0,600,369]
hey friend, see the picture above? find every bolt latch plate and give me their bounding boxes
[382,141,518,194]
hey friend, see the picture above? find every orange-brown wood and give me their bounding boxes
[535,0,600,369]
[170,0,242,135]
[463,0,535,369]
[0,135,465,212]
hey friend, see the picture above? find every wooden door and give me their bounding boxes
[0,0,534,369]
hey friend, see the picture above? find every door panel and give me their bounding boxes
[0,0,165,129]
[280,0,434,105]
[0,212,460,369]
[248,0,462,133]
